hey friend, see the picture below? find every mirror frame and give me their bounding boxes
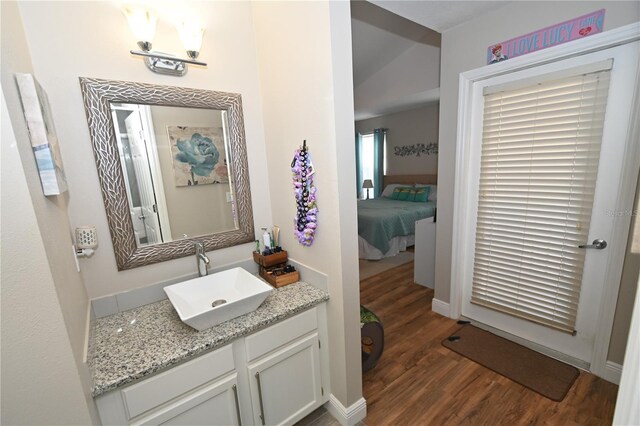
[79,77,254,270]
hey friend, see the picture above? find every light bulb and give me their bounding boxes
[123,7,157,48]
[177,22,205,59]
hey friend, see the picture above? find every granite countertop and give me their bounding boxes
[89,282,329,397]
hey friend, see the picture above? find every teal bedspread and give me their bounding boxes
[358,198,436,254]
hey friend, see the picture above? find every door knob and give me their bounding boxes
[578,239,607,249]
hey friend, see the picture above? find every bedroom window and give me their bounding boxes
[361,133,375,191]
[356,129,386,198]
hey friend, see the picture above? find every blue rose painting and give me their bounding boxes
[168,126,229,186]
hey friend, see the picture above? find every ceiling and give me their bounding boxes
[369,1,509,33]
[351,1,509,120]
[351,1,440,87]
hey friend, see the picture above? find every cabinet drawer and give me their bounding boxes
[245,308,317,362]
[122,344,234,419]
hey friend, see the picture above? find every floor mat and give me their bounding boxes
[442,325,579,401]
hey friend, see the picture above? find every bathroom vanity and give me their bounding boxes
[91,282,329,425]
[80,78,334,425]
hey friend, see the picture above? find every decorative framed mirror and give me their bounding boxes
[79,77,254,270]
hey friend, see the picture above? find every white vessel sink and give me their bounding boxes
[164,267,273,331]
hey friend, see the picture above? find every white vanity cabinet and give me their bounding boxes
[244,309,323,425]
[95,305,328,426]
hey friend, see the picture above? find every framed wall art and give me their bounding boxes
[16,73,68,196]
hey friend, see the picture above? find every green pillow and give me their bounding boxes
[392,186,425,201]
[412,186,431,202]
[390,187,404,199]
[396,187,412,201]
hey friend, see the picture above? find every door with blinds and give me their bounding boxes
[461,41,640,364]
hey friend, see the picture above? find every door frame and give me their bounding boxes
[138,105,173,241]
[450,22,640,382]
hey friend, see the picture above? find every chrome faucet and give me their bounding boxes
[195,242,210,277]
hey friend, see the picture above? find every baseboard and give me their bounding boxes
[432,298,451,318]
[326,395,366,426]
[600,360,622,385]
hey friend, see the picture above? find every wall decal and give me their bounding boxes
[393,143,438,157]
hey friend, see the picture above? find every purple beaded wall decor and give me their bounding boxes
[291,140,317,246]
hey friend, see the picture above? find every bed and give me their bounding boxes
[358,174,437,260]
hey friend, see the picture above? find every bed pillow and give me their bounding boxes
[391,186,413,200]
[381,184,402,198]
[415,184,437,202]
[411,186,430,202]
[397,187,412,201]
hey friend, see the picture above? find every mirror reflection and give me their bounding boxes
[80,77,254,270]
[110,103,238,247]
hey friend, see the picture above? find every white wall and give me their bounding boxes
[1,91,97,426]
[355,103,439,176]
[253,0,363,409]
[17,1,271,299]
[435,1,640,302]
[0,2,97,423]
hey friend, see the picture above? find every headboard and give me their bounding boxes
[383,174,437,188]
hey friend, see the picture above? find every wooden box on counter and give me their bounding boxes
[260,269,300,288]
[253,251,288,268]
[253,250,299,288]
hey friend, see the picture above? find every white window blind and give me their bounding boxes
[471,63,612,334]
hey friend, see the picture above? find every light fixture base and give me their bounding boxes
[143,55,187,76]
[130,50,208,77]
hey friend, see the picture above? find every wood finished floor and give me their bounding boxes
[359,261,618,425]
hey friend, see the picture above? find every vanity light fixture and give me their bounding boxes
[123,7,207,77]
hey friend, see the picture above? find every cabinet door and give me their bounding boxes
[132,375,242,426]
[248,333,322,426]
